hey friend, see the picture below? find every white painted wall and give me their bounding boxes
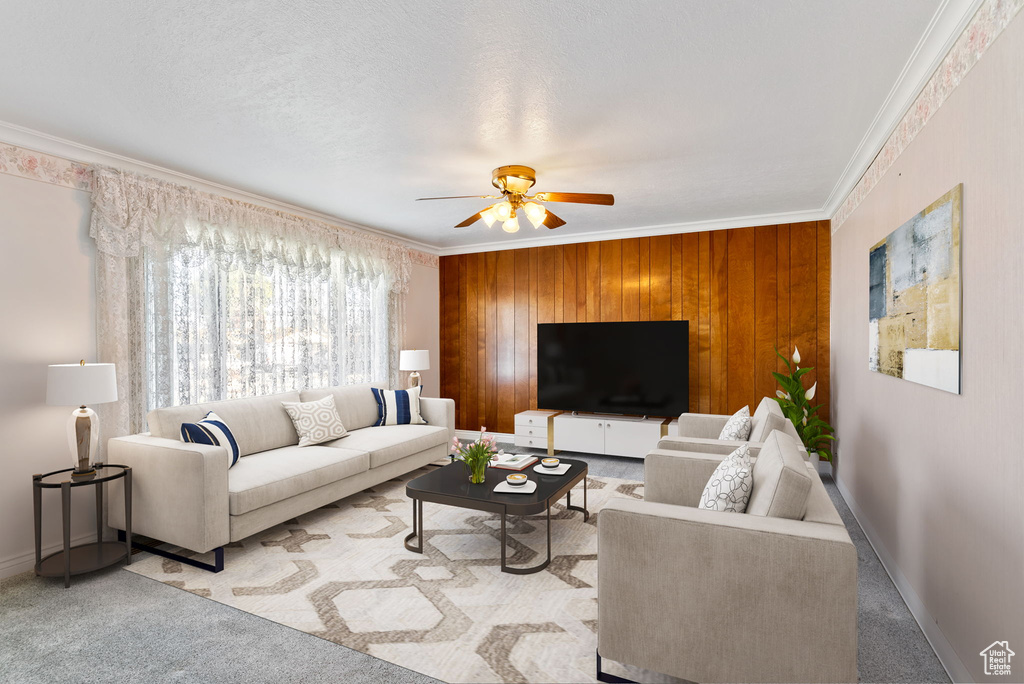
[831,14,1024,682]
[404,263,440,397]
[0,170,441,578]
[0,173,100,577]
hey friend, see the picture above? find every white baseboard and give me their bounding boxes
[835,475,972,683]
[0,532,102,580]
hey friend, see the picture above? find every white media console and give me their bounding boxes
[514,410,679,459]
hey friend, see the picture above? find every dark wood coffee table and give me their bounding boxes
[404,458,588,574]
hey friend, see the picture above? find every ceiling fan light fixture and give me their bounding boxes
[504,176,533,194]
[430,165,613,233]
[480,205,499,227]
[491,165,537,195]
[523,201,547,228]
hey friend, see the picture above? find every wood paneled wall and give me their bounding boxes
[439,221,831,434]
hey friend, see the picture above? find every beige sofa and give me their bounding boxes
[107,382,453,565]
[659,396,806,458]
[598,431,857,683]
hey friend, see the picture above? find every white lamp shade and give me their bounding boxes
[46,363,118,406]
[399,350,430,372]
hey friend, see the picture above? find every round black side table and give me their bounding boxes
[33,463,132,588]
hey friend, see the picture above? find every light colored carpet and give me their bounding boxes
[2,450,951,683]
[0,562,440,684]
[125,466,643,684]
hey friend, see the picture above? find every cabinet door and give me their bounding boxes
[603,420,662,458]
[553,417,605,454]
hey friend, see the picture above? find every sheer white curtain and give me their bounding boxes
[90,165,410,438]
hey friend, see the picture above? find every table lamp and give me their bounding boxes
[399,350,430,389]
[46,361,118,477]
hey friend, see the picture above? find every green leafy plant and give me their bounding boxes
[450,427,498,484]
[773,347,835,462]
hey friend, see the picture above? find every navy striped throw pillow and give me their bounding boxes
[180,411,241,467]
[371,386,427,426]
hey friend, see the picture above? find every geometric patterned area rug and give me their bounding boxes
[124,466,646,684]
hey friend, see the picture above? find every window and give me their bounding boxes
[144,242,392,411]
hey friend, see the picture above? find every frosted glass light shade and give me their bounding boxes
[523,201,546,227]
[480,206,499,227]
[46,363,118,406]
[399,350,430,372]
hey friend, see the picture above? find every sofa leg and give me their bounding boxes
[596,650,637,683]
[117,530,224,573]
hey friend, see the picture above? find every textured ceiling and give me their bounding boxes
[0,0,943,249]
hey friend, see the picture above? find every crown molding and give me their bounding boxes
[0,119,442,256]
[435,208,826,256]
[821,0,984,221]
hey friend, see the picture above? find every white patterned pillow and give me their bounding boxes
[698,444,753,513]
[718,405,752,441]
[282,395,349,447]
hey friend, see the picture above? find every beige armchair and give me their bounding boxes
[597,433,858,683]
[658,396,804,458]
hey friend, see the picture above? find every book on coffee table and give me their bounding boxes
[490,452,538,471]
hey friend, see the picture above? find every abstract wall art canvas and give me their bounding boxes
[869,184,961,394]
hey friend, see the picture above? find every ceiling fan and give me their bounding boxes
[417,165,614,233]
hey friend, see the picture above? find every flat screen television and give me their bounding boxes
[537,321,689,417]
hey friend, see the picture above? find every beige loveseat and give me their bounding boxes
[107,383,454,564]
[598,430,857,683]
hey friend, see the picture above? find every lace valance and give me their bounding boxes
[89,165,412,292]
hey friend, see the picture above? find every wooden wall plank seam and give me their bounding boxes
[753,225,779,408]
[670,234,683,321]
[816,220,832,424]
[789,222,818,402]
[777,224,792,374]
[697,232,712,413]
[681,233,700,412]
[622,238,640,322]
[466,253,479,431]
[600,240,622,322]
[638,237,651,322]
[514,249,531,424]
[650,235,671,321]
[726,227,755,412]
[529,248,538,410]
[709,230,729,414]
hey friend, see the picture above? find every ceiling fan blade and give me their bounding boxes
[542,210,567,229]
[534,192,614,206]
[455,212,483,228]
[416,195,494,201]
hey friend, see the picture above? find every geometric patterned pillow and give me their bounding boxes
[180,411,241,468]
[718,405,752,441]
[698,444,753,513]
[371,385,427,426]
[281,395,350,447]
